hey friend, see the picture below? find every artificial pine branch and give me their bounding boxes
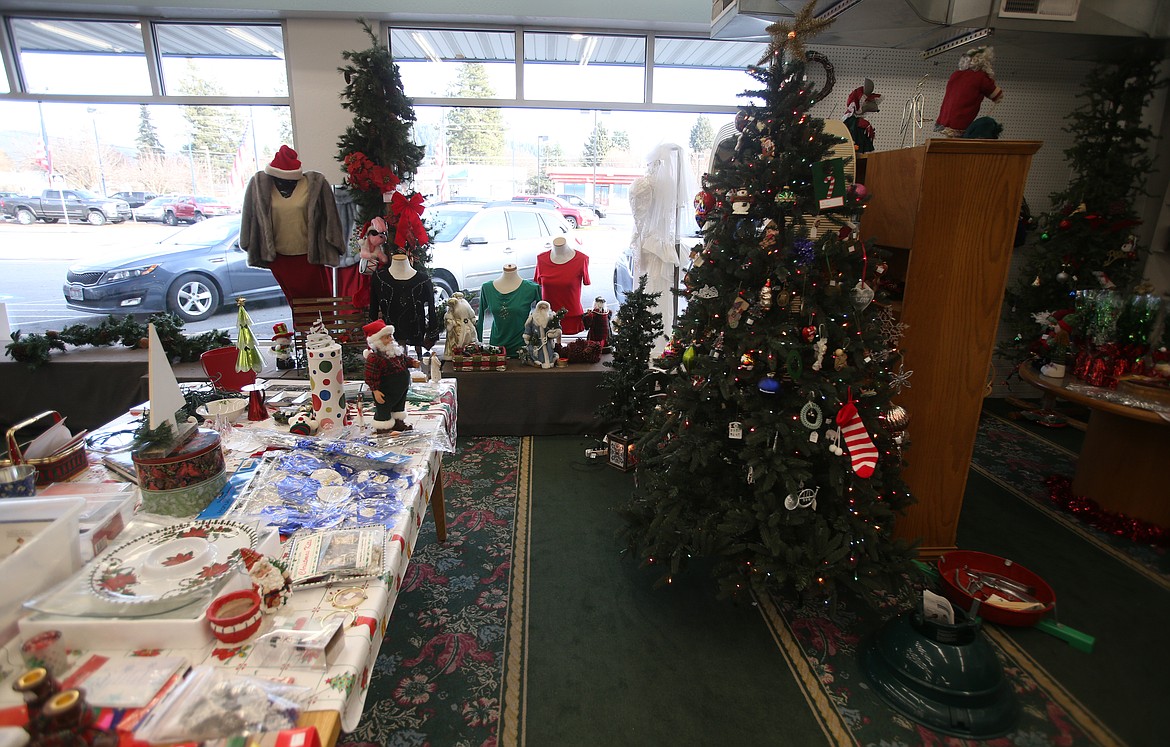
[5,313,229,369]
[998,54,1167,364]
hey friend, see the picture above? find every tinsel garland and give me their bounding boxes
[5,313,231,369]
[1045,475,1169,546]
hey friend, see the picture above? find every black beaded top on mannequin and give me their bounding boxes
[273,176,300,199]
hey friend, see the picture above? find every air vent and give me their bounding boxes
[999,0,1080,21]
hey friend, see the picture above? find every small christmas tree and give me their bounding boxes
[597,275,664,435]
[336,20,435,271]
[999,55,1165,365]
[619,1,915,604]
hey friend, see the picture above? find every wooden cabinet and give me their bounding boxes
[858,139,1042,557]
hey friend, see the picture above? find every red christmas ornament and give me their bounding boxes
[1058,219,1072,230]
[801,326,817,342]
[848,183,869,201]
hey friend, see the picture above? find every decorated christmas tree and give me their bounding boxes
[336,20,433,268]
[597,275,664,435]
[998,55,1164,366]
[619,3,915,603]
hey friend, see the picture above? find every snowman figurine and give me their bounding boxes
[731,188,753,215]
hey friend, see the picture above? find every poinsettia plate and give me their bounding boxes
[88,519,257,604]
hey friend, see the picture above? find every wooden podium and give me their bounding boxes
[858,139,1042,557]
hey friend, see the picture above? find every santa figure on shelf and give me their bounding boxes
[582,296,614,350]
[363,319,416,433]
[270,322,294,369]
[239,547,291,612]
[523,300,561,369]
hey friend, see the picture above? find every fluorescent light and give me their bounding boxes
[922,28,993,59]
[32,21,120,52]
[570,33,585,40]
[579,36,598,66]
[225,27,283,59]
[412,32,442,64]
[816,0,865,22]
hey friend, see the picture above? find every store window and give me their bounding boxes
[391,28,517,99]
[652,37,766,106]
[523,31,645,103]
[9,18,151,95]
[155,23,288,97]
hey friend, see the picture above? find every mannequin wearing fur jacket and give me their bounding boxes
[241,145,345,303]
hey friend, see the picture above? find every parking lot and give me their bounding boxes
[0,213,640,339]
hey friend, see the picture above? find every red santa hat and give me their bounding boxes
[265,145,302,179]
[363,319,395,341]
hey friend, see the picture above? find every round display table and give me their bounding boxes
[1019,363,1170,527]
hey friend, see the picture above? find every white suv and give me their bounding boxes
[426,202,581,304]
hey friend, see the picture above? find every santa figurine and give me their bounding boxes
[582,296,614,350]
[358,215,390,275]
[523,300,561,369]
[363,319,416,433]
[935,46,1004,137]
[842,79,881,153]
[270,322,294,369]
[239,547,291,613]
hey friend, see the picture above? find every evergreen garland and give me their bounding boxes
[5,313,230,369]
[998,54,1166,364]
[596,275,664,435]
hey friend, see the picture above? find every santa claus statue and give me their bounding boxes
[842,79,881,153]
[363,319,416,433]
[523,300,561,369]
[582,296,613,350]
[443,292,479,357]
[935,46,1004,137]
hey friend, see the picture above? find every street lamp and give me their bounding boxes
[536,135,548,190]
[86,107,108,197]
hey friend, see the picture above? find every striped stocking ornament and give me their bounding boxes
[836,397,877,478]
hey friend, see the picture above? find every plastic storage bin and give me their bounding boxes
[0,496,85,644]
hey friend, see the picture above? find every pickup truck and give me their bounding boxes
[1,189,132,226]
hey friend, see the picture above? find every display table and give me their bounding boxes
[1019,364,1170,526]
[0,379,457,746]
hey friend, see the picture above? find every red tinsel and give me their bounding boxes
[389,191,428,248]
[343,152,400,194]
[1045,475,1170,546]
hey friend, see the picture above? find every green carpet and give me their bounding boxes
[342,410,1168,747]
[519,436,833,746]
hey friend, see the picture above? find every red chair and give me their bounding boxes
[200,346,257,392]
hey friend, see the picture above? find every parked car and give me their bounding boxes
[132,196,182,223]
[557,193,605,219]
[1,189,131,226]
[427,202,582,304]
[511,194,594,229]
[110,191,159,209]
[61,215,283,323]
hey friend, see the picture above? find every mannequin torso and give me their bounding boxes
[388,254,417,281]
[493,265,523,294]
[549,236,575,264]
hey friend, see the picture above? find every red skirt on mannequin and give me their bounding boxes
[335,265,372,311]
[269,253,333,304]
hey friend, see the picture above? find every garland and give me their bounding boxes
[5,312,231,370]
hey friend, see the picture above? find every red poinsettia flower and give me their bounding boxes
[100,571,137,593]
[161,551,194,567]
[176,527,210,539]
[198,562,232,579]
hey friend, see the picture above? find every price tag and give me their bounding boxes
[729,421,743,440]
[809,431,819,443]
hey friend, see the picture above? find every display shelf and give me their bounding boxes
[858,138,1042,556]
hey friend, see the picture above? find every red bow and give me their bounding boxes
[390,192,428,248]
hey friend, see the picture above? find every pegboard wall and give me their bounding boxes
[802,44,1149,397]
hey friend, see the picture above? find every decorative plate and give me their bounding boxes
[88,519,257,604]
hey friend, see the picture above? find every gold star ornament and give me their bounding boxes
[759,0,835,66]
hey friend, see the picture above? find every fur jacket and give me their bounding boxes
[241,170,345,268]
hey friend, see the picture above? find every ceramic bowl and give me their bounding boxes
[198,398,248,424]
[0,465,38,498]
[206,589,262,643]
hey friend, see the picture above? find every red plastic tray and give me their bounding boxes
[937,550,1056,627]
